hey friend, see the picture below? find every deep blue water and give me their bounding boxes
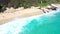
[0,8,60,34]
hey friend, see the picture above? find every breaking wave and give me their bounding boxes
[0,8,60,34]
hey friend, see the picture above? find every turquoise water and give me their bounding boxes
[20,9,60,34]
[0,8,60,34]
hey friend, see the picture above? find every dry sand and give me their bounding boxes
[0,7,43,25]
[0,4,60,25]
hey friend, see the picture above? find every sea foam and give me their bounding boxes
[0,8,60,34]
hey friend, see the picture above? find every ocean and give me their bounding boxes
[0,8,60,34]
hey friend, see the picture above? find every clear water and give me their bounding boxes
[0,8,60,34]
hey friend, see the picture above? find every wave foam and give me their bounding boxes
[0,8,60,34]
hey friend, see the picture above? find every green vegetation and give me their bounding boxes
[34,3,51,7]
[0,0,60,8]
[0,0,60,12]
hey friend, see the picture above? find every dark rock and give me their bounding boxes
[0,6,6,13]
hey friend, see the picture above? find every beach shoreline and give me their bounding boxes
[0,4,60,25]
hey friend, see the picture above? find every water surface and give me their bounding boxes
[0,8,60,34]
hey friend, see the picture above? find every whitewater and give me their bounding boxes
[0,8,60,34]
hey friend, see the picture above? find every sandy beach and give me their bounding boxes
[0,7,44,24]
[0,4,60,25]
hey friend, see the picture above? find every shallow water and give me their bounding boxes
[20,8,60,34]
[0,8,60,34]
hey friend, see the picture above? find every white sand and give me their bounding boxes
[0,7,43,24]
[0,4,60,25]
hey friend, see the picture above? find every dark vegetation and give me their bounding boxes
[0,0,60,12]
